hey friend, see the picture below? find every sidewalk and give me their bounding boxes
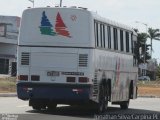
[0,93,17,97]
[0,74,10,78]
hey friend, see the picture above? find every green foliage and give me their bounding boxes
[148,28,160,40]
[156,64,160,78]
[148,28,160,55]
[134,32,151,64]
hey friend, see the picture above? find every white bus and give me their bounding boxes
[17,7,138,112]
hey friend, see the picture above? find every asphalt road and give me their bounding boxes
[0,97,160,120]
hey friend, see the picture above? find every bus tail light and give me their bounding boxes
[18,75,28,81]
[72,89,83,93]
[31,75,40,81]
[79,77,89,83]
[67,77,76,82]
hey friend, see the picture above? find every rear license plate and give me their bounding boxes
[47,71,60,76]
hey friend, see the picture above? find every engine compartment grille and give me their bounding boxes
[21,52,30,65]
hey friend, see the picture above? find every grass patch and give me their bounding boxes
[138,80,160,87]
[0,77,16,93]
[138,80,160,97]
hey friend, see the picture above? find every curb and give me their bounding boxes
[0,93,159,98]
[138,96,160,98]
[0,93,17,97]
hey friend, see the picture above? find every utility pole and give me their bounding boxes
[60,0,62,7]
[28,0,34,8]
[135,21,148,76]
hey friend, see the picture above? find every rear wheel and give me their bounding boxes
[120,101,129,109]
[47,103,57,111]
[29,99,46,110]
[32,105,42,110]
[98,84,109,113]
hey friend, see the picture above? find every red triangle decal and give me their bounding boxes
[55,12,71,38]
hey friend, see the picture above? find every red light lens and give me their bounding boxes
[79,77,89,83]
[31,75,40,81]
[67,77,76,82]
[18,75,28,81]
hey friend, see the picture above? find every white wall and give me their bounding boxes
[0,43,17,57]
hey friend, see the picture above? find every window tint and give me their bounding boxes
[107,26,111,49]
[100,24,103,47]
[126,31,129,52]
[120,30,124,51]
[94,20,132,54]
[113,28,118,50]
[98,23,101,47]
[103,25,105,48]
[94,22,98,47]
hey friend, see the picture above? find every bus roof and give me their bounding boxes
[24,7,136,33]
[19,7,137,47]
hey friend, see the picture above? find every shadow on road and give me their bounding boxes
[26,105,160,119]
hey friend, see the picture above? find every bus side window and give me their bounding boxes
[94,21,99,47]
[97,23,101,47]
[104,25,108,49]
[131,33,133,53]
[102,24,105,48]
[126,31,129,52]
[107,26,111,49]
[113,28,118,50]
[100,24,103,48]
[133,41,138,67]
[129,32,132,53]
[120,30,124,51]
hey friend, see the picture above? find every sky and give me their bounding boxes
[0,0,160,61]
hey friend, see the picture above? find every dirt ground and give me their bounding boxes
[0,77,160,97]
[138,86,160,97]
[0,77,16,93]
[137,80,160,97]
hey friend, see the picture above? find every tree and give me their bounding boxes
[156,64,160,78]
[134,32,151,64]
[148,28,160,57]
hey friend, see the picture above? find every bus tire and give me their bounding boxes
[120,101,129,109]
[30,100,46,110]
[32,104,42,110]
[47,103,57,111]
[98,83,109,113]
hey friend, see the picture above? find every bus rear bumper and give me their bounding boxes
[17,82,92,103]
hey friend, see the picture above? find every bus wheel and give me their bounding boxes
[120,101,129,109]
[47,103,57,111]
[32,104,42,110]
[98,84,108,113]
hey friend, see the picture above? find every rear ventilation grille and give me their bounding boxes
[79,54,88,67]
[93,71,98,97]
[21,52,30,65]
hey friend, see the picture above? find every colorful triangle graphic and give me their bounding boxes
[39,11,71,38]
[55,12,71,38]
[39,11,57,36]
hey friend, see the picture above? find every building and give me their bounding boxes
[0,16,20,76]
[138,59,158,80]
[147,59,158,80]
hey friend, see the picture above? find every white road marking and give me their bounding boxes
[16,104,69,108]
[17,105,28,108]
[57,104,70,107]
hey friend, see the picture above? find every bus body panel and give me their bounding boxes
[17,82,92,103]
[19,8,93,47]
[93,49,138,102]
[17,7,138,107]
[17,46,94,83]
